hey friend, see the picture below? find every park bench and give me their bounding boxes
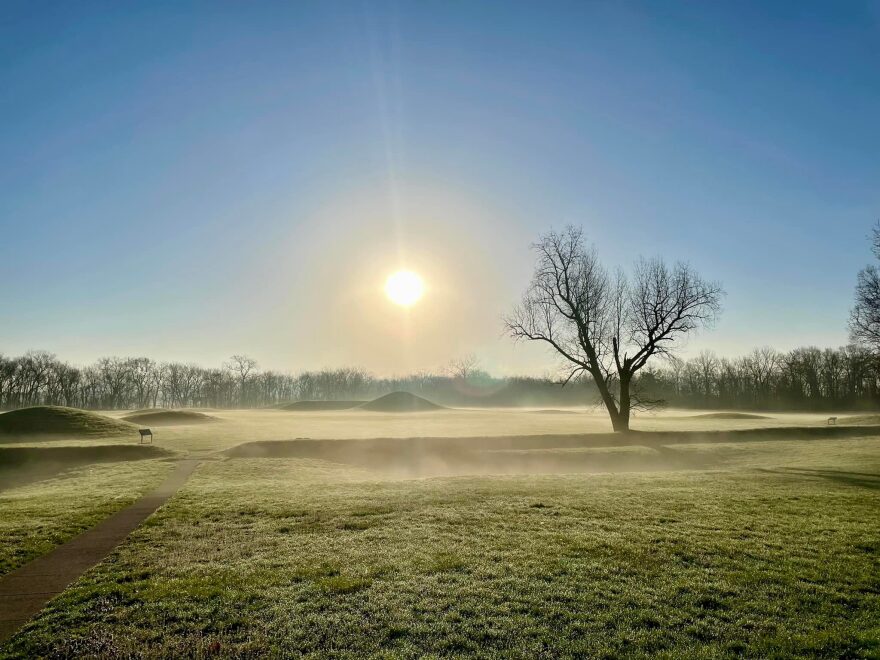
[139,428,153,443]
[827,417,837,426]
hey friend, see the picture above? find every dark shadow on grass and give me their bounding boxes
[0,445,174,491]
[758,467,880,490]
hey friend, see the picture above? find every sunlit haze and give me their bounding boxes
[1,2,877,376]
[385,270,425,307]
[1,4,878,655]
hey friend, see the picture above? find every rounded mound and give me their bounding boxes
[0,406,137,439]
[127,407,169,415]
[121,410,217,426]
[692,412,771,420]
[359,392,444,413]
[282,401,365,412]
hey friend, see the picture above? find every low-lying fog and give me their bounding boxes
[4,407,869,481]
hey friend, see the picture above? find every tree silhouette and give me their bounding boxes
[505,226,723,432]
[851,222,880,354]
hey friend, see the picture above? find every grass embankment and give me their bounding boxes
[0,445,173,490]
[0,406,137,440]
[226,425,880,477]
[841,414,880,426]
[121,410,217,426]
[4,434,878,657]
[0,456,175,577]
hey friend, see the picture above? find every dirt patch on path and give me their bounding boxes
[0,459,201,644]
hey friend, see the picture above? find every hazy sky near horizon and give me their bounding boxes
[1,1,878,376]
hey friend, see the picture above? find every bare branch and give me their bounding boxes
[505,226,724,431]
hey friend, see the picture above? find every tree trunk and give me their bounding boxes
[592,372,628,432]
[616,375,632,432]
[609,414,629,433]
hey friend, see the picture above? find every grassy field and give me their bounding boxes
[97,406,864,454]
[0,455,175,577]
[2,419,878,658]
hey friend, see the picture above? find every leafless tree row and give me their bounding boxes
[0,353,292,410]
[640,345,878,411]
[1,345,875,413]
[0,351,596,410]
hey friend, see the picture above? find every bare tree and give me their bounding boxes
[742,347,780,405]
[851,222,880,353]
[162,363,187,408]
[149,363,166,408]
[224,355,258,407]
[693,350,720,403]
[96,357,131,409]
[0,354,15,410]
[505,226,723,431]
[445,354,480,380]
[55,363,81,407]
[127,358,157,409]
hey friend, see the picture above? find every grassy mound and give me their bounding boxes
[0,406,137,439]
[121,410,216,426]
[691,412,771,420]
[281,401,365,412]
[359,392,444,413]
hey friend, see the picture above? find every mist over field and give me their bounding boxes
[2,403,878,656]
[2,1,879,657]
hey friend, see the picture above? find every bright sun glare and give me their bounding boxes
[385,270,424,307]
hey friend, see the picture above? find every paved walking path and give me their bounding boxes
[0,458,201,644]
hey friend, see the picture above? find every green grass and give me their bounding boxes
[3,435,878,658]
[0,458,175,577]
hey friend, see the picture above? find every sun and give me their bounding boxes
[385,270,424,307]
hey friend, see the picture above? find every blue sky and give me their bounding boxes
[1,1,878,374]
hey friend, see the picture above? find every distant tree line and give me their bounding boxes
[0,346,876,412]
[639,345,878,411]
[0,352,596,411]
